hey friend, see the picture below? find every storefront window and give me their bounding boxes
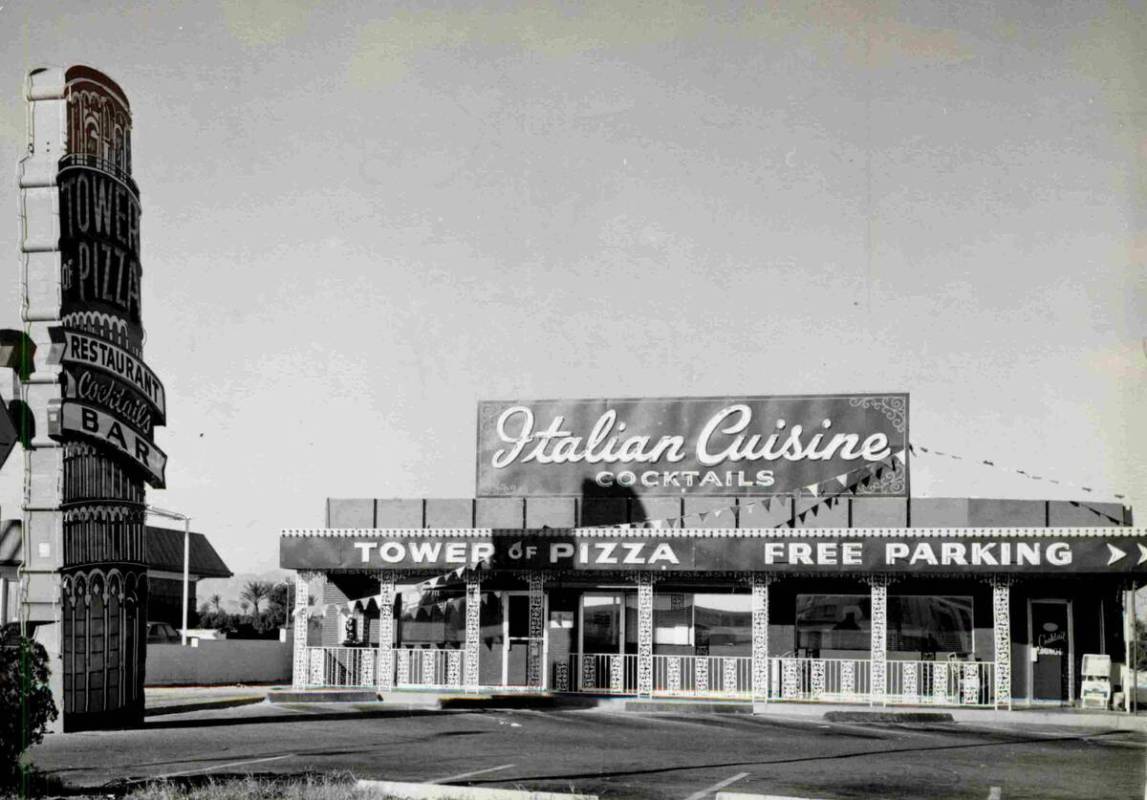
[651,593,750,656]
[888,595,973,656]
[795,594,973,656]
[396,587,466,648]
[796,594,871,654]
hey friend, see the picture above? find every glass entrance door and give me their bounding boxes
[1030,600,1072,703]
[504,594,530,687]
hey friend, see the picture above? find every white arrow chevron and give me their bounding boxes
[1107,543,1127,566]
[1139,543,1147,565]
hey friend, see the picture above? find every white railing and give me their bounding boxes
[885,659,994,707]
[304,646,377,688]
[573,653,639,693]
[394,647,465,689]
[771,657,873,702]
[653,655,752,697]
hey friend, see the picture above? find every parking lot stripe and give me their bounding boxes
[683,771,749,800]
[147,754,296,780]
[429,763,515,784]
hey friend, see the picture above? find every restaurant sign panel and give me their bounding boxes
[477,395,908,497]
[280,532,1147,574]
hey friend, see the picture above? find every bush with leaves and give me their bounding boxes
[0,635,59,790]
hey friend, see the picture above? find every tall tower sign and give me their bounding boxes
[16,66,166,730]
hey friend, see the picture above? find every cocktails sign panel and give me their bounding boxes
[477,395,908,497]
[281,531,1147,574]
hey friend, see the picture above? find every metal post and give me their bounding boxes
[1126,586,1134,713]
[181,515,190,646]
[1132,581,1137,714]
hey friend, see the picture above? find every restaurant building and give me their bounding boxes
[280,396,1141,709]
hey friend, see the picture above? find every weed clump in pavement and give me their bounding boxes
[125,773,397,800]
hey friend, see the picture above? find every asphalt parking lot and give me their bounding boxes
[29,703,1147,799]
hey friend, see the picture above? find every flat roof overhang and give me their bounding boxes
[281,527,1147,577]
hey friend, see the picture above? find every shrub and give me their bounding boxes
[0,635,59,791]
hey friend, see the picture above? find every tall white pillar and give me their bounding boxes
[992,576,1012,710]
[527,572,546,689]
[636,573,654,696]
[869,576,888,706]
[291,572,310,689]
[751,574,770,701]
[464,570,481,692]
[376,571,396,692]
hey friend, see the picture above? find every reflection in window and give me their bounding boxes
[652,593,750,656]
[396,587,466,648]
[795,594,974,656]
[796,594,871,654]
[889,596,973,655]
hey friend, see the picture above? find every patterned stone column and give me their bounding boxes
[869,575,888,706]
[751,574,770,701]
[636,573,654,697]
[464,570,481,692]
[527,572,546,688]
[376,571,396,692]
[292,572,318,689]
[992,576,1012,710]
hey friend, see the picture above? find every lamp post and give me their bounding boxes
[146,505,191,646]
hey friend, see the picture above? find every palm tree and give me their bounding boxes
[210,593,223,614]
[240,580,273,617]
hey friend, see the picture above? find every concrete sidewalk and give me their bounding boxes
[144,685,273,716]
[145,685,1147,733]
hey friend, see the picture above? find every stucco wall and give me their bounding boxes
[146,639,291,686]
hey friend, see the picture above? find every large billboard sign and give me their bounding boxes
[58,161,143,337]
[281,530,1146,575]
[477,395,908,497]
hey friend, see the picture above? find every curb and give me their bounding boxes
[144,696,265,717]
[268,689,380,703]
[823,711,954,724]
[356,779,596,800]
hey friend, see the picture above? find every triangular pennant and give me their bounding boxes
[798,511,807,523]
[762,498,772,512]
[806,484,819,497]
[908,443,917,454]
[698,511,709,522]
[836,474,849,488]
[652,519,663,529]
[810,505,820,517]
[894,450,907,464]
[714,509,722,518]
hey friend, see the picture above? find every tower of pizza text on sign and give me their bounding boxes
[17,66,166,731]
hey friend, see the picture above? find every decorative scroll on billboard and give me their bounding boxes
[280,530,1147,575]
[477,395,908,497]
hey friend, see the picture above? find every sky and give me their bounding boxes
[0,1,1144,574]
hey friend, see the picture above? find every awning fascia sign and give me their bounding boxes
[280,527,1147,575]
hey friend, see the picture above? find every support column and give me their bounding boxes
[291,572,313,689]
[464,570,481,692]
[376,571,396,692]
[751,574,770,702]
[527,572,545,689]
[636,573,654,697]
[869,575,888,706]
[992,576,1012,710]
